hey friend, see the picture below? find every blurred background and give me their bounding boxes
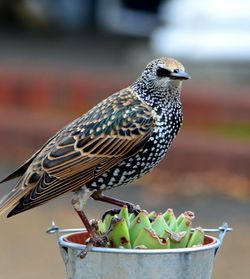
[0,0,249,278]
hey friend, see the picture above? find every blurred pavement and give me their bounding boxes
[0,164,250,279]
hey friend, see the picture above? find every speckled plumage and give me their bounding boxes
[0,57,190,217]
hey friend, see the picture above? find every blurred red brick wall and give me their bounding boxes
[0,66,249,179]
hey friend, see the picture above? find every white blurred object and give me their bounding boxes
[151,0,250,61]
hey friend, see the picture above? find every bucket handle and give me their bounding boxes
[46,221,85,238]
[200,222,232,256]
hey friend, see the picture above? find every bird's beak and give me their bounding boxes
[170,70,191,80]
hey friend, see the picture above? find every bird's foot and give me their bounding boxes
[101,208,121,221]
[78,241,93,259]
[78,233,108,259]
[89,219,109,246]
[126,203,141,215]
[90,234,108,247]
[101,204,141,222]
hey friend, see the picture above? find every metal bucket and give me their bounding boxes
[48,223,231,279]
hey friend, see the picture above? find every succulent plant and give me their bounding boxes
[92,206,205,249]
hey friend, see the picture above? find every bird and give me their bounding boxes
[0,57,190,244]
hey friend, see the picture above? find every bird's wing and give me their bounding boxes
[3,89,156,216]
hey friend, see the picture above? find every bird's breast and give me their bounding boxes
[86,106,182,191]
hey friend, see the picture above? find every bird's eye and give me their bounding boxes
[156,67,172,78]
[173,69,180,73]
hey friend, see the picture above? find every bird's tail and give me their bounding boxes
[0,159,32,184]
[0,192,18,217]
[0,178,28,217]
[0,159,34,216]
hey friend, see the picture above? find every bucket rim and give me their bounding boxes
[58,229,221,254]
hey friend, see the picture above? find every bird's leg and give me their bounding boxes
[74,209,96,240]
[91,191,141,214]
[72,188,108,250]
[74,209,108,258]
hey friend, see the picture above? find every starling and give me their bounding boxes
[0,57,190,242]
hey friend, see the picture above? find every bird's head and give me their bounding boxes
[144,57,190,88]
[133,57,191,103]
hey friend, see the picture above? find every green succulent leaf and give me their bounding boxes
[102,212,115,232]
[176,213,185,227]
[164,230,188,248]
[129,213,136,223]
[133,228,170,249]
[163,208,174,224]
[172,212,194,248]
[187,227,205,247]
[129,210,151,245]
[151,213,170,237]
[148,211,157,221]
[176,212,193,232]
[97,220,106,234]
[163,230,186,242]
[119,206,130,228]
[133,245,148,249]
[168,214,178,231]
[108,217,131,248]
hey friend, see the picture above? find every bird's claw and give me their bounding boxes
[101,203,141,221]
[101,208,121,221]
[78,241,93,259]
[78,234,108,259]
[90,235,108,247]
[126,203,141,215]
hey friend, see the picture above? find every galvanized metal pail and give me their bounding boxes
[48,223,230,279]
